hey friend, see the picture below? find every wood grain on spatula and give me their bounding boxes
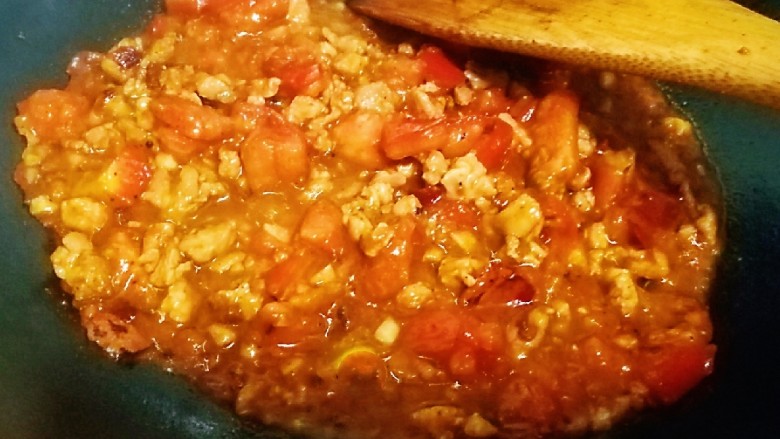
[349,0,780,108]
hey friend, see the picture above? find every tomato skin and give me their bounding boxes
[17,89,90,142]
[383,104,512,168]
[418,46,465,89]
[440,116,487,158]
[462,263,535,306]
[642,344,716,404]
[382,115,485,160]
[416,184,480,230]
[382,116,449,160]
[203,0,253,13]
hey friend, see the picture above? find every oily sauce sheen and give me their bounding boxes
[14,0,721,437]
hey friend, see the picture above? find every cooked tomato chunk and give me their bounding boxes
[239,109,309,191]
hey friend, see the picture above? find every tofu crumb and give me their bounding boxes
[374,317,400,345]
[60,198,108,233]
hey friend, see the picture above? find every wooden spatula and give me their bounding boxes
[349,0,780,108]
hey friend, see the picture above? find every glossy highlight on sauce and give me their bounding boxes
[13,0,721,437]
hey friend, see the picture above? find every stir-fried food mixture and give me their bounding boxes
[13,0,722,437]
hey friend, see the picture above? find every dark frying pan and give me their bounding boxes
[0,1,778,437]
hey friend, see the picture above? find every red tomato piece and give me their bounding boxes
[273,130,309,184]
[626,187,683,248]
[642,344,716,404]
[474,118,513,172]
[265,48,328,97]
[280,61,327,97]
[298,200,348,256]
[230,102,272,133]
[150,95,230,141]
[472,321,505,354]
[403,309,463,357]
[381,116,450,160]
[358,217,418,300]
[156,126,209,160]
[240,127,277,191]
[425,198,481,231]
[104,144,152,206]
[538,193,581,257]
[213,0,289,31]
[262,312,328,349]
[17,89,90,142]
[509,95,537,123]
[382,115,485,160]
[418,46,465,89]
[333,111,388,170]
[239,109,309,192]
[439,116,487,158]
[462,263,535,306]
[413,185,445,208]
[265,252,326,300]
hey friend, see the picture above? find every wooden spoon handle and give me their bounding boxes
[350,0,780,108]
